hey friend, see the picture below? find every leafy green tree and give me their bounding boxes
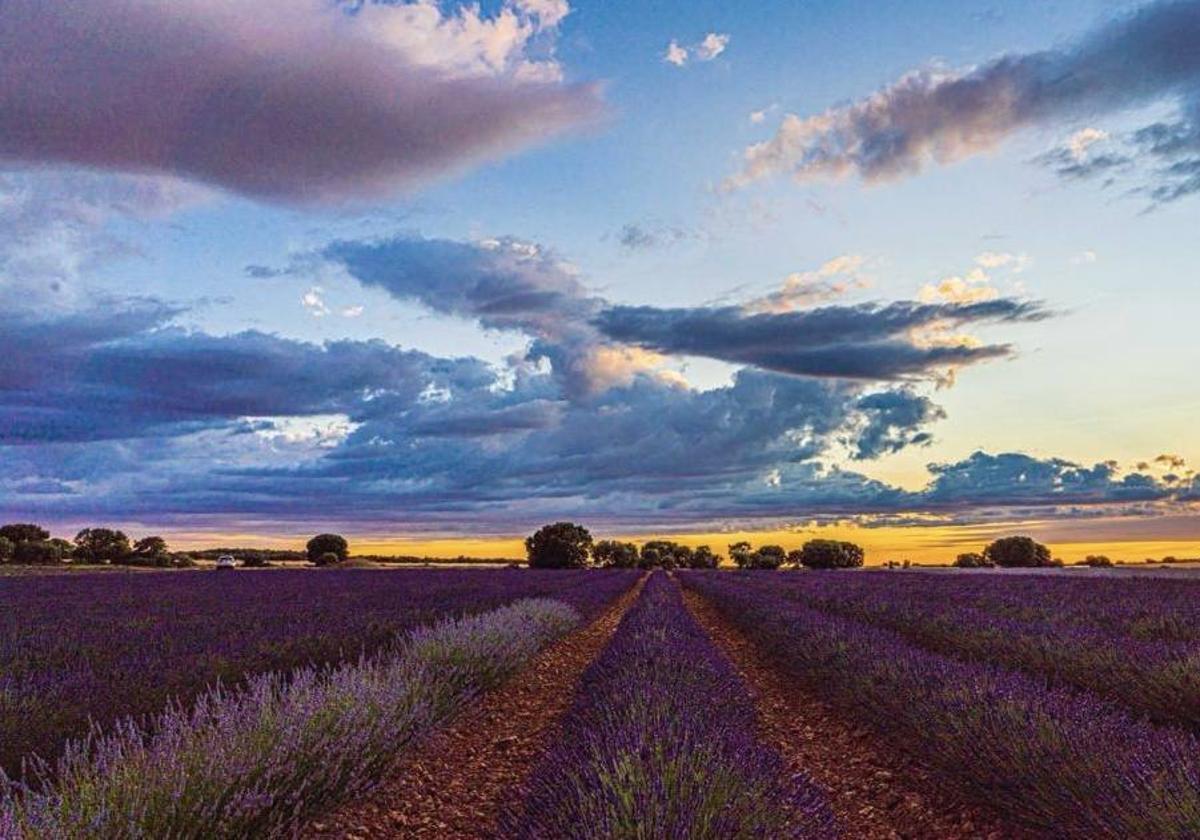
[796,539,865,570]
[14,540,67,565]
[953,552,990,568]
[0,523,49,544]
[748,544,786,570]
[689,545,720,569]
[525,522,593,569]
[133,536,169,557]
[74,528,132,564]
[728,541,754,569]
[592,540,639,568]
[982,536,1053,568]
[306,534,349,564]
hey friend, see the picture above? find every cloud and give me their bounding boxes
[664,41,689,66]
[695,33,731,61]
[0,171,210,307]
[0,289,1180,534]
[849,390,946,459]
[744,254,869,313]
[593,298,1048,380]
[0,0,601,204]
[664,32,729,67]
[301,287,330,317]
[726,0,1200,198]
[616,223,690,251]
[922,451,1171,507]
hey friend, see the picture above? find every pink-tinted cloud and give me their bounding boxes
[0,1,602,204]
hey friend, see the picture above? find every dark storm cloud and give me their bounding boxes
[593,299,1048,380]
[850,390,946,459]
[921,451,1171,507]
[0,298,487,443]
[0,1,601,204]
[731,0,1200,203]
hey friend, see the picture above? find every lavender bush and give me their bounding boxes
[0,568,633,777]
[684,572,1200,838]
[1,598,580,838]
[734,571,1200,730]
[509,573,836,839]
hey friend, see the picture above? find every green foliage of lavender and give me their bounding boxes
[683,572,1200,838]
[509,573,836,839]
[0,568,633,777]
[1,598,581,838]
[747,571,1200,730]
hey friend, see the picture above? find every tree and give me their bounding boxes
[689,545,720,569]
[74,528,131,564]
[14,539,67,565]
[748,544,786,570]
[796,539,865,570]
[306,534,349,564]
[0,537,13,564]
[1083,554,1113,568]
[0,523,49,544]
[593,540,639,568]
[525,522,592,569]
[641,540,689,569]
[953,552,991,569]
[133,536,169,557]
[728,541,754,569]
[982,536,1053,568]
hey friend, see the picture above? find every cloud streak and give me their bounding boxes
[0,0,601,204]
[728,0,1200,200]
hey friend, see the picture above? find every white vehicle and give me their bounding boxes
[215,554,237,570]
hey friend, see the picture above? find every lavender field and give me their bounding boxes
[6,567,1200,838]
[0,569,633,778]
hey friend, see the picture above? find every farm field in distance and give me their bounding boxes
[4,558,1200,838]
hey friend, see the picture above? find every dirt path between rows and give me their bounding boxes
[304,577,645,839]
[683,588,1031,840]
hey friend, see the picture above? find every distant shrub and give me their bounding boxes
[1163,556,1179,564]
[0,537,13,564]
[315,552,341,567]
[796,539,864,570]
[306,534,349,565]
[1083,555,1114,568]
[982,536,1053,568]
[525,522,592,569]
[953,552,992,569]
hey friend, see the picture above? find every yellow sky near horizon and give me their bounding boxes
[160,516,1200,565]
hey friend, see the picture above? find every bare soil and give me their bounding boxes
[683,588,1033,840]
[303,576,644,839]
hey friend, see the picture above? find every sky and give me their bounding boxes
[1,0,1198,562]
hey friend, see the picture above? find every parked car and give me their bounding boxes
[215,555,237,571]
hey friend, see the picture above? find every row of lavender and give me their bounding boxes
[737,572,1200,730]
[683,572,1200,837]
[509,573,836,838]
[0,568,633,779]
[1,596,594,838]
[791,572,1200,642]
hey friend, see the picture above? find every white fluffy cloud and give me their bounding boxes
[663,32,730,66]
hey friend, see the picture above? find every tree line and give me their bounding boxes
[524,522,866,570]
[0,523,191,567]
